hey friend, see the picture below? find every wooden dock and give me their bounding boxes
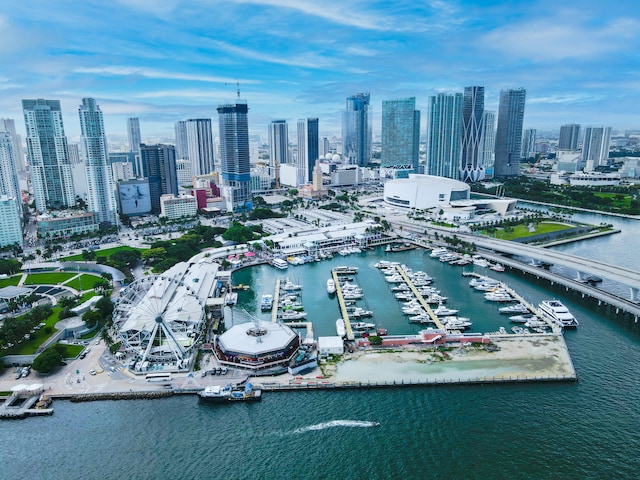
[271,278,281,323]
[333,270,355,340]
[395,265,445,330]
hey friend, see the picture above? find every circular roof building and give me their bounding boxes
[384,174,470,210]
[214,319,300,373]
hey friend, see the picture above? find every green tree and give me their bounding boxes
[32,344,67,373]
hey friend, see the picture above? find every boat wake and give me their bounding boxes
[293,420,380,434]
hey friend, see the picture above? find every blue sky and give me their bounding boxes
[1,0,639,142]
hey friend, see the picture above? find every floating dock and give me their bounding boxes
[271,279,281,323]
[395,265,445,330]
[333,270,355,340]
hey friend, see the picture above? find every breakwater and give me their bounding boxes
[66,390,175,402]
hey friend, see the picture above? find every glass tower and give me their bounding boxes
[269,120,288,188]
[427,92,463,179]
[342,92,371,166]
[297,118,319,183]
[140,144,178,214]
[218,101,251,209]
[559,124,581,150]
[381,97,420,170]
[494,88,526,177]
[79,98,117,225]
[22,99,75,212]
[184,118,215,176]
[460,86,486,182]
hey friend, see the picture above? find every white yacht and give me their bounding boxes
[539,300,579,328]
[326,278,336,295]
[336,319,346,337]
[499,303,529,314]
[433,303,459,316]
[430,247,449,258]
[272,258,288,269]
[484,290,514,302]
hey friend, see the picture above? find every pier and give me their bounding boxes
[332,270,355,340]
[283,321,314,339]
[271,278,280,323]
[0,395,53,419]
[394,265,445,330]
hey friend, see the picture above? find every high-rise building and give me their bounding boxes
[127,118,141,154]
[0,131,22,205]
[494,88,526,177]
[174,120,188,159]
[0,195,22,248]
[427,92,463,179]
[381,97,420,170]
[460,86,486,182]
[582,127,612,171]
[0,119,25,174]
[184,119,214,176]
[22,99,75,212]
[479,111,496,178]
[320,137,330,158]
[79,98,117,225]
[269,120,288,188]
[297,118,319,183]
[559,124,581,150]
[521,128,537,159]
[140,144,178,214]
[217,101,251,210]
[342,92,371,166]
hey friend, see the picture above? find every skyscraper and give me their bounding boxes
[140,144,178,214]
[79,98,117,225]
[22,99,75,212]
[174,120,188,160]
[582,127,612,171]
[494,88,526,177]
[127,118,141,154]
[342,92,371,166]
[0,131,22,205]
[559,124,581,150]
[297,118,319,183]
[480,111,496,178]
[381,97,420,170]
[217,101,251,209]
[521,128,537,159]
[185,119,214,176]
[269,120,288,188]
[460,86,485,182]
[0,119,25,174]
[427,92,463,179]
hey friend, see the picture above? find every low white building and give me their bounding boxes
[318,336,344,356]
[569,172,621,187]
[384,174,470,209]
[160,194,197,219]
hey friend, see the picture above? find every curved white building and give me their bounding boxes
[384,174,470,209]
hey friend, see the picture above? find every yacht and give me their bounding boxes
[351,321,375,331]
[441,316,472,329]
[336,319,346,337]
[509,314,534,324]
[430,247,449,258]
[499,303,529,314]
[282,279,302,291]
[385,275,405,283]
[484,290,514,302]
[272,258,288,270]
[433,303,459,316]
[490,263,505,272]
[539,300,579,328]
[350,307,374,318]
[260,294,273,311]
[279,310,308,320]
[326,278,336,295]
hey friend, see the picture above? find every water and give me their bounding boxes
[3,223,640,479]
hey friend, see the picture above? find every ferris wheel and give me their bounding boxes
[113,274,206,366]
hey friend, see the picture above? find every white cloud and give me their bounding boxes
[73,66,259,85]
[209,40,333,69]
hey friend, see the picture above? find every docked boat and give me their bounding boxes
[336,319,346,337]
[326,278,336,295]
[539,300,579,328]
[441,316,472,329]
[490,263,505,272]
[409,314,431,324]
[260,294,273,311]
[484,290,514,302]
[433,303,459,316]
[430,247,449,258]
[350,307,373,318]
[351,321,375,331]
[499,303,529,314]
[282,279,302,291]
[198,383,262,403]
[509,314,534,324]
[333,266,359,274]
[279,310,307,320]
[272,258,288,270]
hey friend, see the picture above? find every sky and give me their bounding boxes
[1,0,639,143]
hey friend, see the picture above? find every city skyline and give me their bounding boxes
[1,1,639,140]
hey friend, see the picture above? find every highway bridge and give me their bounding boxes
[390,221,640,321]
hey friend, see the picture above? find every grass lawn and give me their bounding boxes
[59,344,85,357]
[78,291,99,304]
[487,221,573,241]
[1,306,62,356]
[64,273,102,292]
[0,275,22,288]
[25,272,77,285]
[593,192,631,209]
[59,245,145,262]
